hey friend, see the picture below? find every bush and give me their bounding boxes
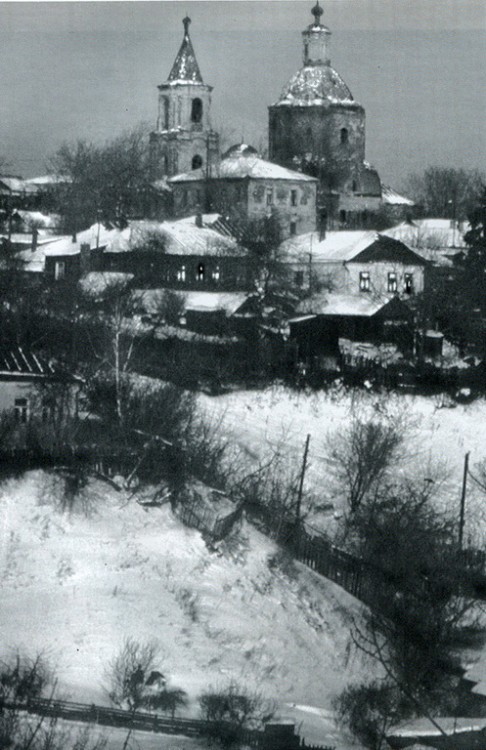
[199,681,276,748]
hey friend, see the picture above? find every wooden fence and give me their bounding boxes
[2,697,334,750]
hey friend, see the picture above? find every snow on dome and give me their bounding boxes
[275,65,356,106]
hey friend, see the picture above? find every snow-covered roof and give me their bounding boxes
[389,716,486,738]
[42,223,126,257]
[281,230,378,262]
[169,152,317,184]
[298,292,396,317]
[0,346,56,378]
[165,17,204,85]
[13,210,60,229]
[23,174,70,187]
[384,219,469,249]
[0,176,38,194]
[140,289,248,316]
[128,216,243,257]
[381,185,415,206]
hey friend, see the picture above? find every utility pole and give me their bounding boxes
[459,451,470,549]
[295,434,311,552]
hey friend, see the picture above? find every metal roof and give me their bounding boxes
[0,346,55,377]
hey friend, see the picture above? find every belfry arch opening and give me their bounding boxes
[191,98,203,123]
[192,154,203,170]
[340,128,349,145]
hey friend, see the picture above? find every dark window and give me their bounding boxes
[340,128,349,144]
[266,189,273,206]
[352,180,357,192]
[359,271,370,292]
[163,97,170,129]
[291,189,298,206]
[404,273,414,294]
[197,262,205,281]
[192,154,203,170]
[191,98,203,123]
[14,398,29,424]
[339,209,347,224]
[294,270,304,286]
[290,221,297,236]
[388,272,398,293]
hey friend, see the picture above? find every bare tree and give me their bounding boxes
[405,166,484,220]
[326,414,405,514]
[104,637,161,711]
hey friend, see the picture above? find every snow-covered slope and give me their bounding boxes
[0,471,369,747]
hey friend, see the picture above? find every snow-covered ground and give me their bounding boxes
[199,385,486,545]
[0,471,370,749]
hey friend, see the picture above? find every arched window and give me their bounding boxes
[163,154,169,173]
[340,128,349,144]
[197,262,205,281]
[191,98,203,123]
[192,154,203,170]
[163,97,170,129]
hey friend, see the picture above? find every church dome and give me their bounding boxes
[277,64,354,107]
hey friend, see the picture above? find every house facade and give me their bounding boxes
[168,144,318,240]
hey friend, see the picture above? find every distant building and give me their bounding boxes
[149,16,220,181]
[168,144,318,239]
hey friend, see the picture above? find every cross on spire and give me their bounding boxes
[311,2,323,25]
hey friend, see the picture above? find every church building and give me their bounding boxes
[268,2,384,229]
[149,16,220,181]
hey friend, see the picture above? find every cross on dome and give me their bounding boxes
[311,2,323,26]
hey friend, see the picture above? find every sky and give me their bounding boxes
[0,0,485,189]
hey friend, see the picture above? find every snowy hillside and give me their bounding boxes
[199,386,486,544]
[0,470,370,748]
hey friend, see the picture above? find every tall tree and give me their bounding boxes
[49,125,152,232]
[405,166,484,220]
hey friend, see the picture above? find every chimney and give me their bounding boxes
[72,230,77,243]
[195,210,203,229]
[31,227,38,253]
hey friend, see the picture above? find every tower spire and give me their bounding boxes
[167,16,203,83]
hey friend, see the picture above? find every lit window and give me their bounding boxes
[404,273,414,295]
[197,262,205,281]
[177,265,186,282]
[291,190,298,207]
[359,272,370,292]
[212,265,220,282]
[388,272,397,293]
[14,398,29,424]
[54,261,65,280]
[290,221,297,236]
[266,189,273,206]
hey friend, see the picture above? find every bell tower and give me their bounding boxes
[149,16,220,180]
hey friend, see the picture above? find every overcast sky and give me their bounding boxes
[0,0,485,189]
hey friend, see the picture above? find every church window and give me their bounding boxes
[163,97,170,129]
[197,262,205,281]
[359,271,370,292]
[404,273,414,295]
[291,189,298,206]
[340,128,349,144]
[14,398,29,424]
[192,154,203,170]
[163,155,169,173]
[388,272,398,293]
[191,98,203,124]
[266,188,274,206]
[290,221,297,236]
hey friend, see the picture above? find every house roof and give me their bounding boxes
[140,289,248,316]
[381,185,415,206]
[384,219,469,249]
[0,176,39,195]
[128,216,243,257]
[281,230,427,265]
[0,346,56,377]
[297,292,402,317]
[388,716,486,739]
[169,149,317,184]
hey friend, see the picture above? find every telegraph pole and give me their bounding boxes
[459,452,470,549]
[295,434,311,552]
